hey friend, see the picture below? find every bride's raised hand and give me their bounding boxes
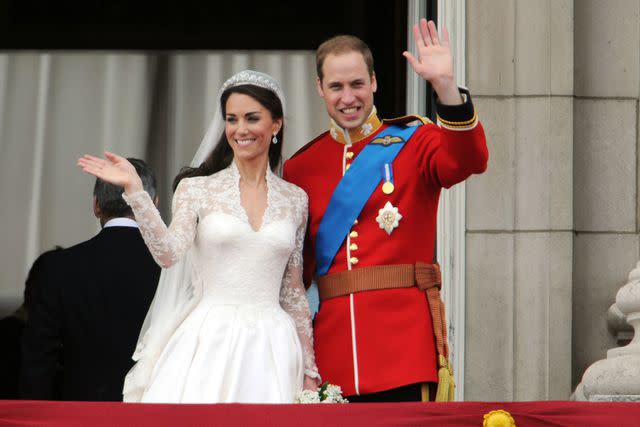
[77,151,143,194]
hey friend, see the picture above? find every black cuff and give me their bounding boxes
[435,87,477,130]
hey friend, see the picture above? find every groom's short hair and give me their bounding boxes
[316,35,375,81]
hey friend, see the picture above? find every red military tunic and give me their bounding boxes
[283,90,488,396]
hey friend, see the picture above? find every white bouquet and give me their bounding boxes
[295,382,349,403]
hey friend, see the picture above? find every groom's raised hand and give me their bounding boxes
[403,18,463,105]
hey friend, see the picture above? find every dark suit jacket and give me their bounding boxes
[0,315,25,399]
[20,225,160,401]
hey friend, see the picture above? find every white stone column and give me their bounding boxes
[465,0,574,400]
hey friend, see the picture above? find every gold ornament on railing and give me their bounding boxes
[483,409,516,427]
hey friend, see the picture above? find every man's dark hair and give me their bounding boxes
[93,158,157,219]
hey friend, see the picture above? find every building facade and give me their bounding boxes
[455,0,640,400]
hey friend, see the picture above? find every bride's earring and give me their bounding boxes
[272,133,278,144]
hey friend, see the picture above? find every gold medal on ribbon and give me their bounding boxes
[382,181,395,194]
[381,163,395,194]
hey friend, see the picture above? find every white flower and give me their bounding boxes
[324,384,343,399]
[295,389,320,403]
[295,382,349,404]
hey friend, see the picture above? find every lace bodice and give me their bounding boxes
[123,162,318,379]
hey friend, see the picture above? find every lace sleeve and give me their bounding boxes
[279,193,319,380]
[122,178,199,268]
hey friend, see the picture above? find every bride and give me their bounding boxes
[78,70,320,403]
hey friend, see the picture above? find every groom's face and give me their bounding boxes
[317,51,377,131]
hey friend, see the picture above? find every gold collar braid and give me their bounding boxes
[329,107,382,145]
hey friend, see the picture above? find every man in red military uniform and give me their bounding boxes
[283,19,488,402]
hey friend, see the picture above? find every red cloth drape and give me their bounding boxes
[1,400,640,427]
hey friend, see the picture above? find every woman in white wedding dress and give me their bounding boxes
[77,70,320,403]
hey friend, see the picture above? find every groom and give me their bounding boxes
[283,20,488,402]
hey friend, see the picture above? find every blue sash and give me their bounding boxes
[315,124,419,276]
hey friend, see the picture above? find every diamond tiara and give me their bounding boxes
[220,70,284,100]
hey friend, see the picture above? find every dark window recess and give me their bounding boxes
[1,0,416,117]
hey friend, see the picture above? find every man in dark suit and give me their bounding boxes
[20,158,161,401]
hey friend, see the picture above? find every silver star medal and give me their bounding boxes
[376,201,402,235]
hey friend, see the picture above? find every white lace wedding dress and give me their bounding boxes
[121,162,318,403]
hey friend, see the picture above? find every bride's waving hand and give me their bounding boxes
[78,151,143,194]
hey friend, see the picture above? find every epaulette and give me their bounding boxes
[383,114,433,126]
[289,130,328,159]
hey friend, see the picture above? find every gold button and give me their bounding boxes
[350,257,359,265]
[345,164,351,171]
[349,243,358,251]
[345,151,354,159]
[353,219,359,225]
[349,231,358,238]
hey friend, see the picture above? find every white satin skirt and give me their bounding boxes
[140,300,304,403]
